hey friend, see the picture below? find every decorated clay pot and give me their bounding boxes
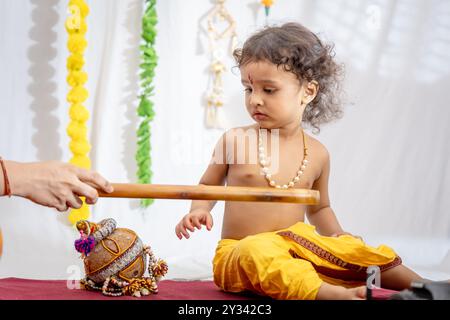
[74,218,168,297]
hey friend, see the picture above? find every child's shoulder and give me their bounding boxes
[304,132,330,167]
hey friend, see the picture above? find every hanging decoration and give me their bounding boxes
[261,0,275,25]
[136,0,158,208]
[204,0,237,129]
[65,0,91,225]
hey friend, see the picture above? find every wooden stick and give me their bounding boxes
[98,183,320,205]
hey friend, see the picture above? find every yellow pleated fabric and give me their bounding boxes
[213,222,401,300]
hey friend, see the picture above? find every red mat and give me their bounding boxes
[0,278,264,300]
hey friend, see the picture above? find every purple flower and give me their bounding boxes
[74,235,95,256]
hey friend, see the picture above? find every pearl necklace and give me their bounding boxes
[258,128,309,189]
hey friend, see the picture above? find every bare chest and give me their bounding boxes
[226,143,319,190]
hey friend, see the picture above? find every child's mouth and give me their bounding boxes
[253,112,268,120]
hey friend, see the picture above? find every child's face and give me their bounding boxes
[240,60,314,129]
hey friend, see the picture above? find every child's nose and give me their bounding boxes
[249,92,263,107]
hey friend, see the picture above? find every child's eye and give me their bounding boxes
[244,88,252,93]
[264,88,275,94]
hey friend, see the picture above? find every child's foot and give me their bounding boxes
[342,286,366,300]
[316,283,366,300]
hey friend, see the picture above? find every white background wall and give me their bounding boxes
[0,0,449,281]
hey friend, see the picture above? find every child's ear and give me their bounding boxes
[302,80,319,105]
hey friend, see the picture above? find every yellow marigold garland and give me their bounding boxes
[65,0,91,225]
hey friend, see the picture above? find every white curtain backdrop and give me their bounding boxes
[0,0,449,281]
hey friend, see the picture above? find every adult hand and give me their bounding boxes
[5,160,113,212]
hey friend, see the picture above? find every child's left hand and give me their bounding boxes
[331,231,363,241]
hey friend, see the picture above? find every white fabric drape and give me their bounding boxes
[0,0,448,281]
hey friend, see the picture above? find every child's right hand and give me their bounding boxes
[175,209,213,239]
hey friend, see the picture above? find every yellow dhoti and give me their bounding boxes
[213,222,401,300]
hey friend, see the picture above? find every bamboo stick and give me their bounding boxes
[98,183,320,205]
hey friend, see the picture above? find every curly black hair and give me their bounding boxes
[233,22,344,133]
